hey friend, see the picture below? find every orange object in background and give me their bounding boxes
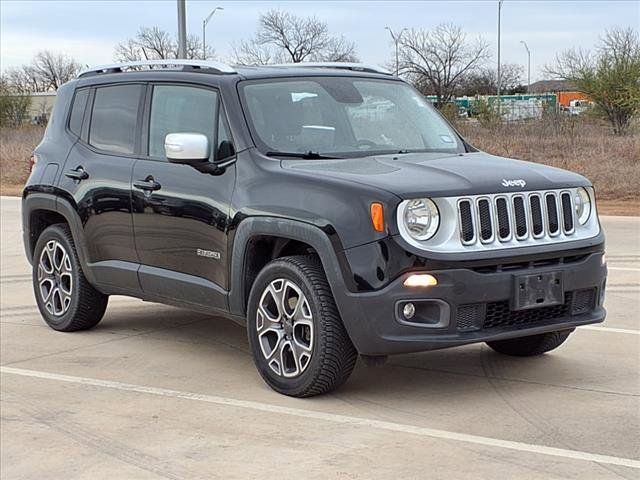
[557,91,591,107]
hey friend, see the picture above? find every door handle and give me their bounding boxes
[65,166,89,181]
[133,176,162,192]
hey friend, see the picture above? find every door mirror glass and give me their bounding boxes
[164,133,210,163]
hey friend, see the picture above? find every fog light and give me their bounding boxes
[404,274,438,287]
[403,303,416,319]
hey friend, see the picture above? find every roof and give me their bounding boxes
[528,79,577,93]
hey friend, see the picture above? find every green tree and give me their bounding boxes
[546,27,640,135]
[0,76,31,127]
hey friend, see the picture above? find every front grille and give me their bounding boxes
[457,189,577,247]
[455,288,596,332]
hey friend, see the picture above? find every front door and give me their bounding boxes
[131,83,236,310]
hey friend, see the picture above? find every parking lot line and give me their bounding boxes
[608,267,640,272]
[580,326,640,335]
[2,366,639,470]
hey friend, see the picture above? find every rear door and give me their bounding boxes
[131,83,236,310]
[58,83,144,292]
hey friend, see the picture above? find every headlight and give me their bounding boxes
[403,198,440,241]
[574,187,592,225]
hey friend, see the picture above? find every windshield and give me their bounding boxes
[239,77,463,158]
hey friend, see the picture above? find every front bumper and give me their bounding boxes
[335,252,607,355]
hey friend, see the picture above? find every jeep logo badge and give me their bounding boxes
[502,179,527,188]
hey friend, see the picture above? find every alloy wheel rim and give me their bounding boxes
[37,240,73,317]
[256,278,314,378]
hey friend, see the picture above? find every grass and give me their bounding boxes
[1,119,638,215]
[0,126,43,196]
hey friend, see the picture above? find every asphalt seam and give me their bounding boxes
[2,366,639,470]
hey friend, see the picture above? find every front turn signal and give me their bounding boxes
[370,202,385,233]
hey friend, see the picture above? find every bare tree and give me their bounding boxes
[546,27,640,135]
[30,51,81,91]
[114,26,214,62]
[3,66,45,94]
[232,39,284,65]
[458,64,525,96]
[398,24,490,106]
[234,10,358,65]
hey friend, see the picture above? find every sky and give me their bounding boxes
[1,0,639,82]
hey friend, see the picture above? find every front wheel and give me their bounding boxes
[486,329,573,356]
[247,255,357,397]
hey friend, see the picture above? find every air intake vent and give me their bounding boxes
[495,197,510,240]
[546,193,559,235]
[459,200,475,243]
[513,196,527,238]
[477,199,493,242]
[530,195,544,237]
[561,192,574,233]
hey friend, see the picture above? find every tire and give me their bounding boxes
[486,329,573,357]
[247,255,357,397]
[32,223,108,332]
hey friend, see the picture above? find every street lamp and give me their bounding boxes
[202,7,224,60]
[520,40,531,93]
[385,27,407,76]
[496,0,504,116]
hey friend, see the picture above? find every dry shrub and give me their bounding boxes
[0,126,44,194]
[457,115,639,200]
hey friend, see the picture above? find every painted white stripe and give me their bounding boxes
[2,366,639,470]
[580,325,640,335]
[608,267,640,272]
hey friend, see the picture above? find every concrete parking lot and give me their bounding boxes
[1,195,638,479]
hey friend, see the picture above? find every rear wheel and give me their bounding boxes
[247,255,357,397]
[486,329,573,356]
[32,224,108,332]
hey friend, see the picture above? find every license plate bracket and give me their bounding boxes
[512,272,564,311]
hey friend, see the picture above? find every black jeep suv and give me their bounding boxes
[23,60,607,397]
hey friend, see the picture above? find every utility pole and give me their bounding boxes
[520,40,531,93]
[496,0,504,116]
[177,0,187,58]
[385,27,407,76]
[203,7,223,60]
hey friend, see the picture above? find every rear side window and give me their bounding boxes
[89,84,142,155]
[148,85,218,159]
[68,88,88,137]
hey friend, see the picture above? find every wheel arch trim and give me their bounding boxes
[228,217,355,319]
[22,192,96,284]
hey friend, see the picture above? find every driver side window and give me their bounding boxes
[148,85,218,160]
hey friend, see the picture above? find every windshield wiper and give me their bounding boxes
[265,151,343,160]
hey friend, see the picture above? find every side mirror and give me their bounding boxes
[164,133,210,164]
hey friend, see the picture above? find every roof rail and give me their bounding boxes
[269,62,392,76]
[77,60,236,78]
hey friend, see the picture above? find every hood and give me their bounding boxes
[283,152,591,199]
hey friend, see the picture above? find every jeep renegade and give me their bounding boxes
[22,60,607,397]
